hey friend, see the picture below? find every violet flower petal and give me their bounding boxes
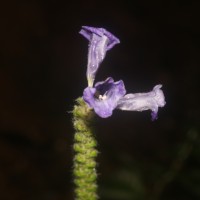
[80,26,120,50]
[117,84,166,120]
[80,26,120,87]
[83,77,126,118]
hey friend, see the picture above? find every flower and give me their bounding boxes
[80,26,166,120]
[117,85,166,120]
[83,77,126,118]
[79,26,120,87]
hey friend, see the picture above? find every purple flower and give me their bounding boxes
[80,26,166,120]
[117,85,166,120]
[80,26,120,87]
[83,77,126,118]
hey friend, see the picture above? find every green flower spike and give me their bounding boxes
[72,97,98,200]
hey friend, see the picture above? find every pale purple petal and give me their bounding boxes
[117,84,166,120]
[83,77,126,118]
[151,111,158,121]
[82,87,96,109]
[80,26,120,87]
[80,26,120,50]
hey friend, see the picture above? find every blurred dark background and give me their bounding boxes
[0,0,200,200]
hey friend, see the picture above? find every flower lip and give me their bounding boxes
[80,26,120,87]
[94,77,115,97]
[152,84,166,107]
[116,84,166,120]
[83,77,126,118]
[80,26,120,50]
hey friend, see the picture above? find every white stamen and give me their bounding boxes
[99,95,107,100]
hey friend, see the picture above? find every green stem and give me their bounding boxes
[72,97,98,200]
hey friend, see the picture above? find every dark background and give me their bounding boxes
[0,0,200,200]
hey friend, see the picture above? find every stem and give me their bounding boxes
[72,97,98,200]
